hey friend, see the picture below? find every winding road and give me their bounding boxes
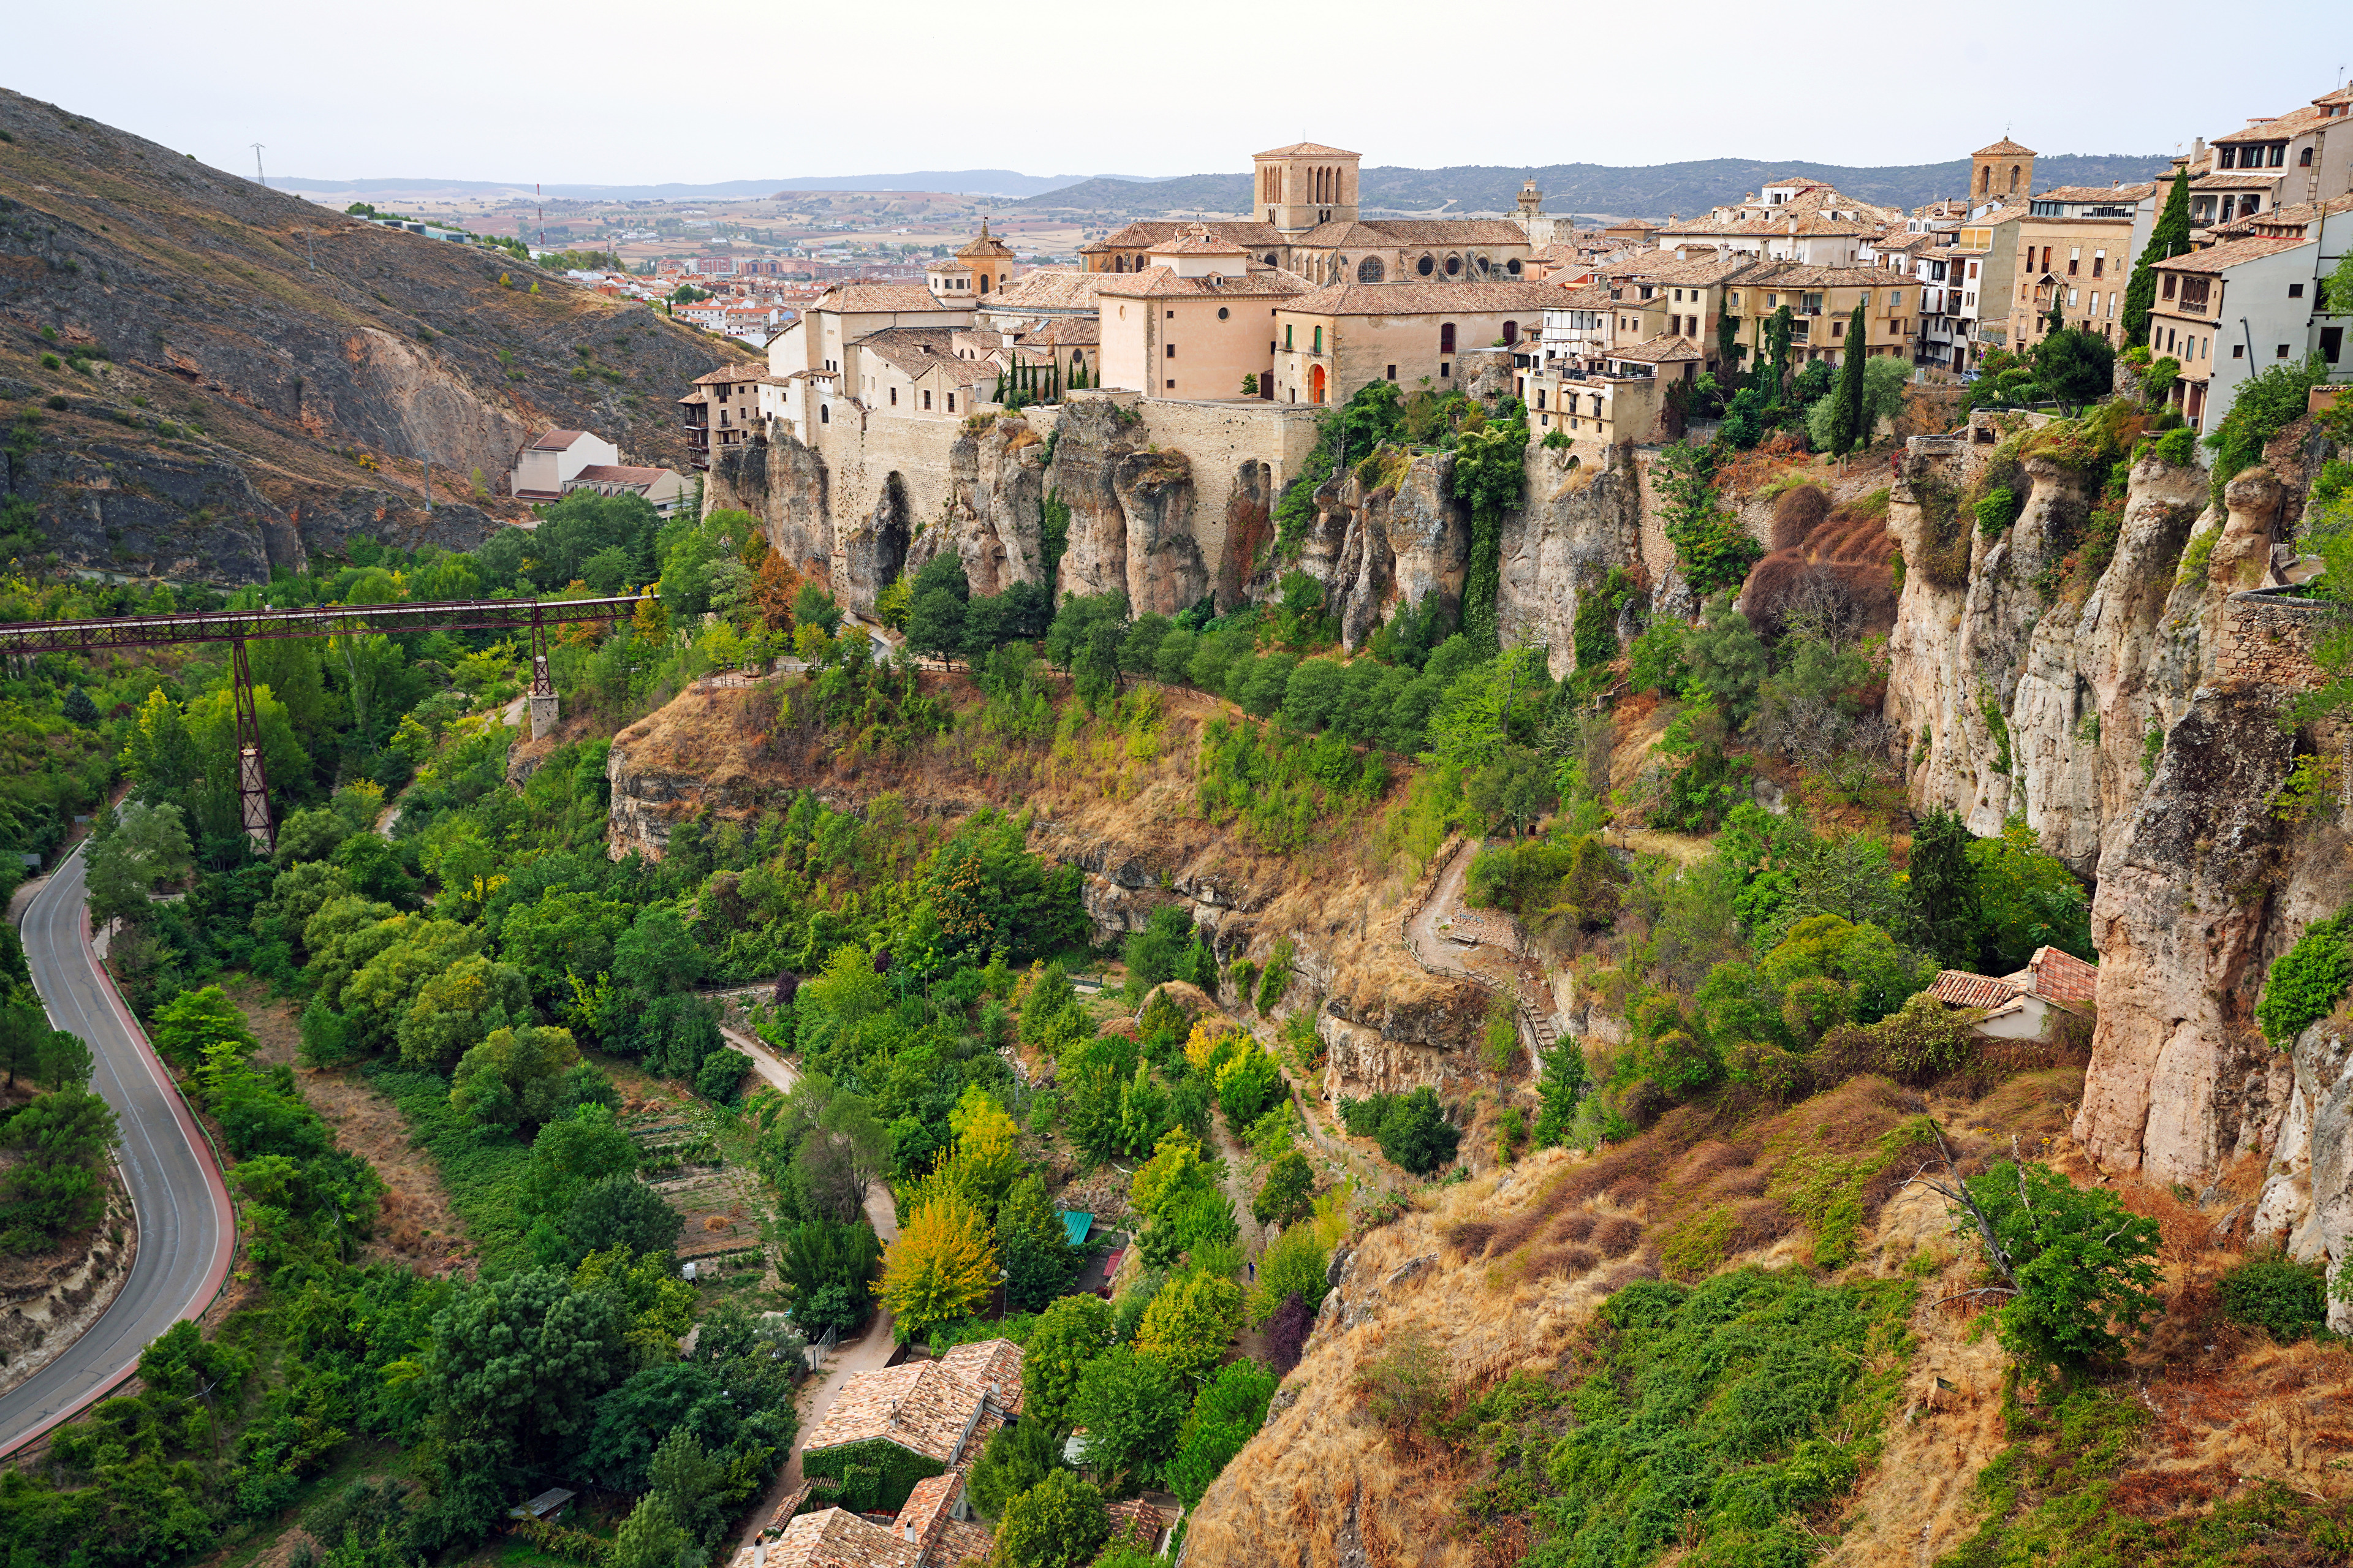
[0,843,235,1455]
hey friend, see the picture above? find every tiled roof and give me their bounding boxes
[851,327,966,379]
[569,464,674,485]
[985,268,1107,312]
[1105,1497,1167,1551]
[1608,335,1704,363]
[896,1474,963,1563]
[2190,172,2282,191]
[813,282,960,313]
[2023,946,2098,1006]
[754,1508,914,1568]
[2210,192,2353,238]
[2213,105,2327,144]
[2153,234,2309,273]
[1930,971,2019,1009]
[1283,279,1567,316]
[1974,138,2037,157]
[801,1341,1021,1465]
[1612,253,1759,286]
[928,259,972,273]
[1150,226,1251,256]
[930,1517,993,1566]
[1081,220,1284,253]
[1097,264,1311,300]
[1607,217,1664,231]
[531,428,589,449]
[1553,283,1617,309]
[1740,261,1908,287]
[1296,218,1530,246]
[692,365,782,386]
[2036,183,2159,202]
[1026,316,1101,346]
[955,221,1014,259]
[1256,140,1358,158]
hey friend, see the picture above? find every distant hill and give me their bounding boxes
[0,89,740,585]
[277,170,1121,202]
[1015,154,2174,221]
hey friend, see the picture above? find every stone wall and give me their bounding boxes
[2211,592,2330,691]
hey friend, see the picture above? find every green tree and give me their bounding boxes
[877,1194,995,1338]
[994,1469,1110,1568]
[450,1023,595,1130]
[968,1417,1068,1520]
[1531,1038,1590,1148]
[1938,1152,2162,1390]
[1452,412,1531,650]
[521,1105,639,1217]
[906,587,968,666]
[1967,815,2093,971]
[147,984,257,1071]
[85,799,193,927]
[2034,327,2118,416]
[1658,443,1762,596]
[1167,1358,1279,1509]
[1252,1148,1314,1228]
[2122,169,2191,347]
[998,1173,1079,1311]
[1906,806,1979,970]
[608,1492,694,1568]
[645,1426,728,1550]
[1823,303,1870,455]
[0,1086,119,1247]
[1068,1345,1186,1487]
[1023,1292,1114,1426]
[426,1268,629,1481]
[1133,1271,1243,1390]
[399,953,531,1068]
[1682,594,1769,723]
[566,1175,683,1259]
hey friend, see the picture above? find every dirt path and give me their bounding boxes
[1404,839,1553,1017]
[720,1025,800,1097]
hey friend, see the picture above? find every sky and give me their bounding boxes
[7,0,2349,186]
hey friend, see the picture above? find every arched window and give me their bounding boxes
[1445,254,1462,276]
[1978,165,1989,194]
[1265,252,1278,267]
[1417,254,1434,277]
[2008,164,2020,193]
[2301,146,2315,167]
[1501,320,1518,346]
[1506,258,1522,276]
[979,275,989,294]
[1357,256,1384,283]
[1474,254,1490,277]
[819,404,829,424]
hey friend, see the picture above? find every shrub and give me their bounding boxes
[2256,912,2353,1047]
[1974,486,2022,536]
[2219,1251,2327,1341]
[2153,425,2197,467]
[1338,1086,1459,1175]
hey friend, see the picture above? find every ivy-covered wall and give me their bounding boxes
[800,1437,947,1517]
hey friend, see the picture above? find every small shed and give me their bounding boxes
[1058,1210,1093,1249]
[509,1488,575,1523]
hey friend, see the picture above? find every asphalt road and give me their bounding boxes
[0,843,234,1455]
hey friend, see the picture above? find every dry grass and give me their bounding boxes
[230,981,474,1277]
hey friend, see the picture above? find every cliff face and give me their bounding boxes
[0,86,735,581]
[1886,419,2353,1233]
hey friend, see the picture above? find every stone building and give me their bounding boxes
[1271,279,1564,404]
[1096,228,1311,402]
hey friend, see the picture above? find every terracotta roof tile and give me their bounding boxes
[801,1342,1021,1466]
[2213,106,2327,144]
[1097,264,1311,300]
[1081,220,1285,254]
[1929,971,2020,1010]
[531,428,589,448]
[1607,335,1704,363]
[813,282,960,313]
[752,1508,915,1568]
[2022,946,2098,1006]
[1283,279,1566,316]
[569,464,675,485]
[1256,140,1358,158]
[985,269,1108,312]
[2153,234,2309,273]
[1974,138,2037,157]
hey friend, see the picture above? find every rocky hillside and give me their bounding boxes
[601,672,1491,1105]
[0,88,740,583]
[1880,414,2351,1292]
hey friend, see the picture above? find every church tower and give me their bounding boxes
[1971,138,2037,206]
[955,219,1016,295]
[1252,142,1360,233]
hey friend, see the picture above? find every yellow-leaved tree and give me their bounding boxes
[879,1195,996,1338]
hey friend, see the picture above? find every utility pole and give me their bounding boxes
[249,143,266,187]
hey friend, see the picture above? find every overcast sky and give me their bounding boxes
[9,0,2347,186]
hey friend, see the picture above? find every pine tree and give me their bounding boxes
[1908,806,1981,970]
[1825,301,1869,456]
[2121,169,2191,348]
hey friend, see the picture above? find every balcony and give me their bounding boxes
[2176,297,2208,316]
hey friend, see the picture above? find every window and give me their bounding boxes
[2092,251,2105,278]
[1166,310,1175,319]
[1534,388,1545,408]
[1417,254,1434,276]
[2270,144,2286,167]
[1439,322,1456,353]
[2289,283,2305,298]
[1891,290,1903,308]
[1728,291,1742,309]
[1284,325,1293,349]
[1312,327,1322,353]
[1358,256,1384,282]
[1832,318,1844,337]
[2234,343,2246,358]
[1439,362,1450,377]
[2220,146,2237,169]
[1385,364,1396,379]
[2162,274,2176,300]
[819,404,828,424]
[2302,146,2316,167]
[1166,344,1176,358]
[2279,344,2293,358]
[1445,254,1461,276]
[922,390,931,409]
[1167,378,1176,388]
[2068,289,2077,307]
[947,393,955,411]
[889,387,896,405]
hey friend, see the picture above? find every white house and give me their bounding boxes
[510,428,618,502]
[1928,946,2098,1042]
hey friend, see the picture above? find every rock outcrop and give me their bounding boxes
[0,1186,134,1399]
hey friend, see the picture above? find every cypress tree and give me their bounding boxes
[1767,305,1795,401]
[1908,806,1981,971]
[2121,169,2191,348]
[1825,300,1869,456]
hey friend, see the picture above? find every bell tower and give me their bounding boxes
[1970,137,2037,208]
[1252,142,1360,233]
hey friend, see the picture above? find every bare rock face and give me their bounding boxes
[2071,687,2300,1181]
[1306,451,1471,650]
[2003,456,2207,873]
[1045,402,1146,602]
[1111,448,1209,614]
[1498,444,1643,675]
[710,426,833,585]
[1317,972,1488,1102]
[960,419,1048,594]
[2253,1019,2353,1330]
